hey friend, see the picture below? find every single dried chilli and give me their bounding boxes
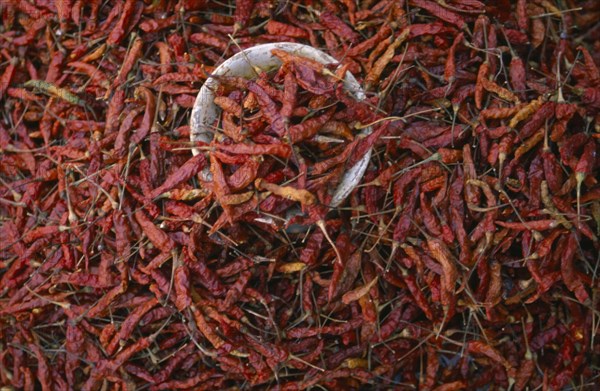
[106,0,139,45]
[575,142,596,225]
[509,55,527,98]
[445,32,464,83]
[266,20,308,39]
[0,58,17,100]
[288,108,335,143]
[118,296,159,341]
[411,0,467,30]
[134,209,174,253]
[233,0,254,32]
[112,35,144,91]
[365,29,409,90]
[149,154,206,199]
[399,266,435,320]
[255,178,316,206]
[480,77,521,105]
[215,143,291,158]
[319,11,360,44]
[577,45,600,86]
[426,237,458,317]
[509,96,544,128]
[519,101,555,139]
[475,61,489,110]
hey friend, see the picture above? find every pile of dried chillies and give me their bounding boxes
[205,48,379,235]
[0,0,599,390]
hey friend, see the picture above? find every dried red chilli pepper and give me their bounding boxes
[347,25,392,57]
[509,53,527,98]
[287,317,364,340]
[12,19,46,46]
[319,11,360,44]
[129,86,157,145]
[29,343,52,391]
[475,61,490,110]
[519,102,555,139]
[189,304,229,350]
[233,0,254,32]
[444,32,464,84]
[560,233,590,303]
[426,237,458,318]
[68,61,110,89]
[246,80,287,136]
[0,57,17,100]
[392,183,419,244]
[497,219,558,231]
[134,209,174,253]
[187,257,226,299]
[411,0,467,30]
[509,96,545,129]
[292,64,336,96]
[399,265,435,320]
[479,76,521,105]
[577,45,600,86]
[329,247,361,302]
[419,192,443,237]
[106,0,140,46]
[220,270,252,310]
[266,20,308,39]
[112,35,143,91]
[215,96,243,117]
[530,323,568,351]
[514,352,535,391]
[280,70,298,121]
[575,141,597,225]
[288,108,335,143]
[215,142,291,158]
[365,29,409,90]
[190,32,229,52]
[225,158,260,191]
[149,154,206,199]
[341,276,378,305]
[376,300,413,342]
